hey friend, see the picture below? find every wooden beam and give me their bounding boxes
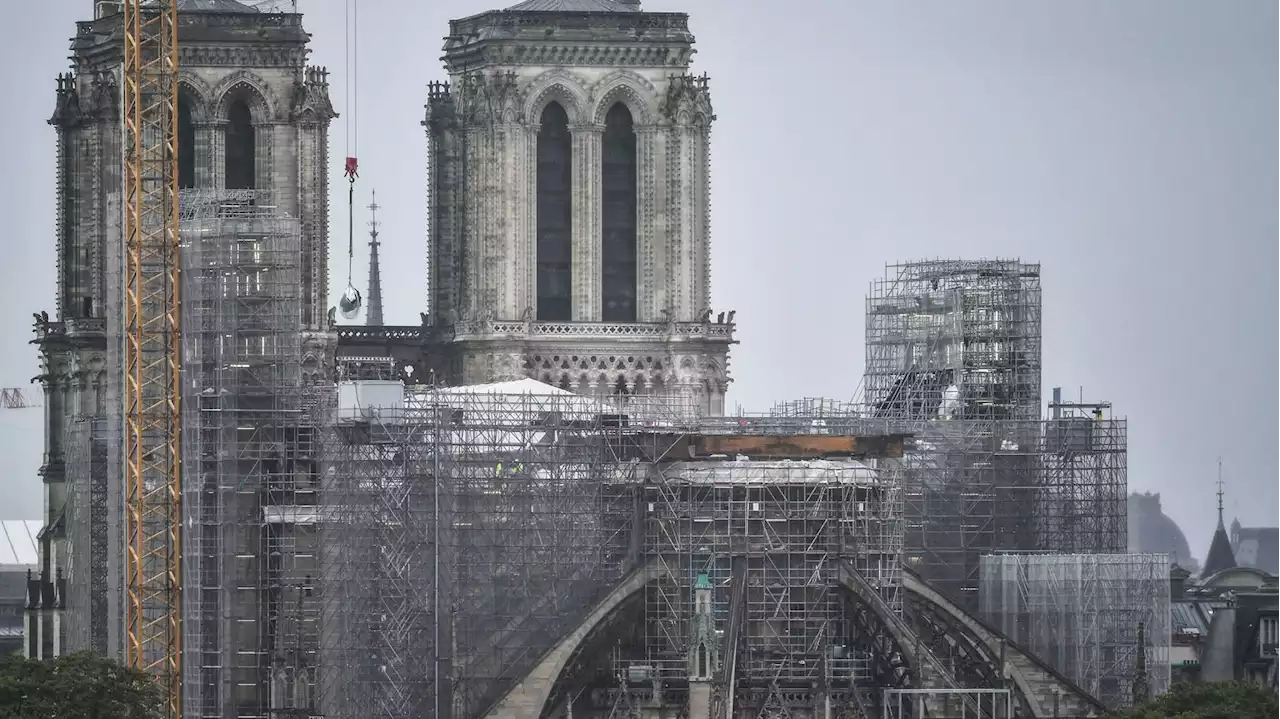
[690,434,906,460]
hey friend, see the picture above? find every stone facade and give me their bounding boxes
[421,0,735,414]
[32,2,336,662]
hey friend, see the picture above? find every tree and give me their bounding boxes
[0,651,163,719]
[1109,680,1279,719]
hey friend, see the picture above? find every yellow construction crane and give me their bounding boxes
[121,1,183,717]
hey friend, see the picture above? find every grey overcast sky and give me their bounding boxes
[0,1,1274,560]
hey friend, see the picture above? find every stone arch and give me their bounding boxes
[177,73,214,123]
[899,567,1106,716]
[212,70,278,124]
[215,73,275,191]
[176,78,210,189]
[485,562,666,719]
[523,69,589,126]
[678,355,698,381]
[590,71,656,126]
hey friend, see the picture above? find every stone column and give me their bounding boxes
[570,123,603,321]
[521,127,538,316]
[210,120,228,190]
[297,121,327,329]
[194,121,217,189]
[462,126,484,320]
[635,125,661,321]
[663,126,689,320]
[254,121,276,194]
[91,116,122,308]
[502,122,530,319]
[691,121,712,314]
[475,126,504,317]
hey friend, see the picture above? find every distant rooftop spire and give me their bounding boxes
[1202,458,1237,579]
[365,190,384,327]
[1215,457,1225,528]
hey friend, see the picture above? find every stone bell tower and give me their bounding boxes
[423,0,735,415]
[32,1,336,701]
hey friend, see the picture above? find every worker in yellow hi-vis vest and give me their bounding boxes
[494,462,525,476]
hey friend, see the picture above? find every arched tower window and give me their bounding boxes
[225,98,255,190]
[177,90,195,189]
[601,102,637,322]
[536,102,573,321]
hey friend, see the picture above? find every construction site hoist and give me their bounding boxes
[337,0,363,320]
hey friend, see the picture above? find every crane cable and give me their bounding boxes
[339,0,362,319]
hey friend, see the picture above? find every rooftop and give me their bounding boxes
[174,0,260,11]
[504,0,639,10]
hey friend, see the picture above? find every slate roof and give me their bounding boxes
[1172,593,1223,632]
[1233,524,1279,575]
[504,0,639,11]
[1202,522,1239,579]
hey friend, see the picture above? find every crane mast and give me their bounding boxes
[121,1,183,717]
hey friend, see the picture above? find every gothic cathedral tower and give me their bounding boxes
[32,0,335,683]
[424,0,735,415]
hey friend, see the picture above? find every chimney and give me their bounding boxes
[1170,565,1190,599]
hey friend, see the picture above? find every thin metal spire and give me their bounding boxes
[365,190,384,326]
[1216,457,1225,527]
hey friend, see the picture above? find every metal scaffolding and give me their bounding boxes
[636,458,904,687]
[864,259,1042,424]
[898,420,1041,607]
[763,404,1042,608]
[1037,396,1127,554]
[859,260,1078,608]
[179,190,316,719]
[317,393,437,719]
[319,385,675,719]
[319,386,910,719]
[978,553,1172,710]
[768,398,1128,606]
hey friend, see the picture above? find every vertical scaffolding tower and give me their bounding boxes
[318,389,437,719]
[864,259,1042,423]
[1038,393,1127,553]
[978,553,1172,710]
[863,259,1043,608]
[180,190,314,719]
